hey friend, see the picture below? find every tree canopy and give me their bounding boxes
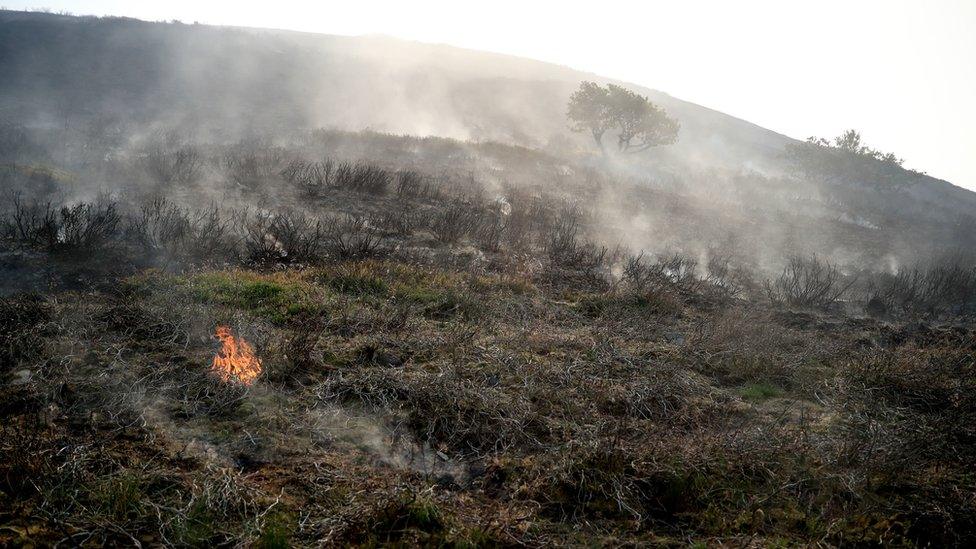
[786,130,921,191]
[567,81,679,154]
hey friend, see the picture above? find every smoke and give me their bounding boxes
[2,9,973,276]
[310,404,467,480]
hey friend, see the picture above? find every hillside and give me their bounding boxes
[1,10,975,548]
[1,9,974,263]
[0,10,790,165]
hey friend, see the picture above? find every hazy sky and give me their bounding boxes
[6,0,976,190]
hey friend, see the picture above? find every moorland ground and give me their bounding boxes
[2,127,975,547]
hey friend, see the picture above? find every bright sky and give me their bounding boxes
[6,0,976,190]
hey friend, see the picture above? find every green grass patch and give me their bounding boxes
[320,260,484,320]
[256,511,296,549]
[184,270,326,324]
[326,266,390,296]
[93,471,144,521]
[129,260,522,326]
[394,284,478,320]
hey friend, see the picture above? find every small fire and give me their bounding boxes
[212,326,262,386]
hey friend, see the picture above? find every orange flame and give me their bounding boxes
[212,326,262,386]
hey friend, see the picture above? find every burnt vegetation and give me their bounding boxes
[1,14,975,546]
[2,125,974,548]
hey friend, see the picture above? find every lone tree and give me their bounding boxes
[786,129,920,191]
[567,81,679,154]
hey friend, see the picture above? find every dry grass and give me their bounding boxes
[2,130,976,547]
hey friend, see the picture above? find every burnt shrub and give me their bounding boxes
[475,210,505,252]
[431,199,481,245]
[395,169,441,200]
[334,161,389,195]
[224,145,287,189]
[765,255,856,309]
[622,252,704,296]
[864,258,976,318]
[9,197,121,255]
[128,199,234,265]
[705,248,755,299]
[543,207,608,278]
[239,209,326,265]
[324,215,384,260]
[143,140,204,186]
[128,197,191,257]
[280,158,333,197]
[372,204,429,236]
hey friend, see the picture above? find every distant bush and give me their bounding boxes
[431,199,481,245]
[765,255,855,309]
[9,196,121,255]
[127,198,233,264]
[280,158,332,197]
[395,169,437,200]
[704,248,755,299]
[143,140,204,186]
[239,209,326,265]
[864,257,976,318]
[334,161,389,195]
[372,203,428,236]
[324,215,384,259]
[544,207,607,271]
[623,252,703,296]
[224,146,287,189]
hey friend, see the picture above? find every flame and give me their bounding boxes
[212,326,262,386]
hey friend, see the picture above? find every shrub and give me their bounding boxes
[431,199,481,245]
[131,201,235,265]
[10,196,121,255]
[280,158,333,197]
[395,169,439,200]
[622,252,704,296]
[239,209,326,264]
[224,146,287,189]
[864,257,976,318]
[143,140,204,186]
[705,249,755,299]
[475,211,505,252]
[836,347,976,471]
[765,255,856,309]
[334,161,389,195]
[324,215,384,259]
[372,204,428,236]
[543,208,608,278]
[128,197,191,258]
